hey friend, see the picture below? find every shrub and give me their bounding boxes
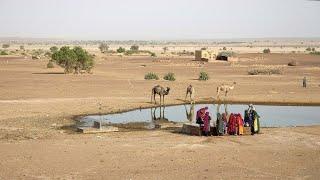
[199,71,209,81]
[163,72,176,81]
[263,48,271,54]
[117,47,126,53]
[223,47,227,50]
[47,61,54,68]
[2,44,9,49]
[0,50,8,55]
[51,46,94,74]
[99,43,109,53]
[20,45,25,51]
[288,60,298,66]
[310,51,320,55]
[144,72,159,80]
[306,47,311,51]
[50,46,59,53]
[248,66,283,75]
[150,52,156,57]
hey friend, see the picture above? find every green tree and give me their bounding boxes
[130,45,139,52]
[50,46,59,53]
[19,45,25,51]
[117,47,126,53]
[2,44,10,49]
[99,43,109,53]
[51,46,94,74]
[263,48,271,54]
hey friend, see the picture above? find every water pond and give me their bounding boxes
[79,104,320,129]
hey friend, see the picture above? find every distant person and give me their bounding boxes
[303,77,307,88]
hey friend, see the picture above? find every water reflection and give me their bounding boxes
[184,104,195,123]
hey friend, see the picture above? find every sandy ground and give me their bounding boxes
[0,53,320,179]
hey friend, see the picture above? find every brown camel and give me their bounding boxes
[151,85,170,105]
[216,82,236,100]
[185,85,195,104]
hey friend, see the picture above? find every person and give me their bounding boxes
[228,113,237,135]
[203,112,211,136]
[236,113,244,135]
[246,104,260,135]
[222,113,228,135]
[303,77,307,88]
[196,107,208,134]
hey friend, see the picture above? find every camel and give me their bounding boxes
[151,85,170,105]
[185,85,195,104]
[216,82,236,100]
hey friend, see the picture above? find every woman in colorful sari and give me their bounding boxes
[247,104,260,135]
[203,112,211,136]
[196,107,208,133]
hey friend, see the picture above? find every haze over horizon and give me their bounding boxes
[1,0,320,40]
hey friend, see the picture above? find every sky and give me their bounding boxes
[0,0,320,40]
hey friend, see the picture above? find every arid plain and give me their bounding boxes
[0,43,320,179]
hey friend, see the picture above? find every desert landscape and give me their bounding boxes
[0,39,320,179]
[1,0,320,179]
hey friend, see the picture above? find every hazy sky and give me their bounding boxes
[0,0,320,40]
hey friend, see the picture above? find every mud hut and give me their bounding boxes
[195,50,216,62]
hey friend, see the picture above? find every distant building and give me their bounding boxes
[195,50,216,62]
[195,50,238,62]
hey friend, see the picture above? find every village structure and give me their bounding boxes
[195,49,239,62]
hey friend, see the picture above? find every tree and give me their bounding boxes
[2,44,10,49]
[99,43,109,53]
[163,47,168,53]
[263,48,271,54]
[117,47,126,53]
[19,45,25,51]
[311,47,316,52]
[223,47,227,50]
[306,47,311,51]
[50,46,59,53]
[51,46,94,74]
[130,45,139,52]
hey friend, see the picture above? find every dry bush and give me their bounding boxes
[248,65,283,75]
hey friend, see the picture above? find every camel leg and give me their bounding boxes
[154,94,157,104]
[151,92,153,103]
[162,95,165,106]
[185,92,188,101]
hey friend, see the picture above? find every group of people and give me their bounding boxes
[196,104,260,136]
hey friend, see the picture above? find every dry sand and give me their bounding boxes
[0,53,320,179]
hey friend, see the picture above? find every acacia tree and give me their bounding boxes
[117,47,126,53]
[51,46,94,74]
[99,43,109,53]
[130,45,139,52]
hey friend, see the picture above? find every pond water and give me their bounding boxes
[79,104,320,129]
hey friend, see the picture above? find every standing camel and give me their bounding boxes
[216,82,236,100]
[185,85,195,104]
[151,85,170,105]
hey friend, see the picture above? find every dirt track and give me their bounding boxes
[0,53,320,179]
